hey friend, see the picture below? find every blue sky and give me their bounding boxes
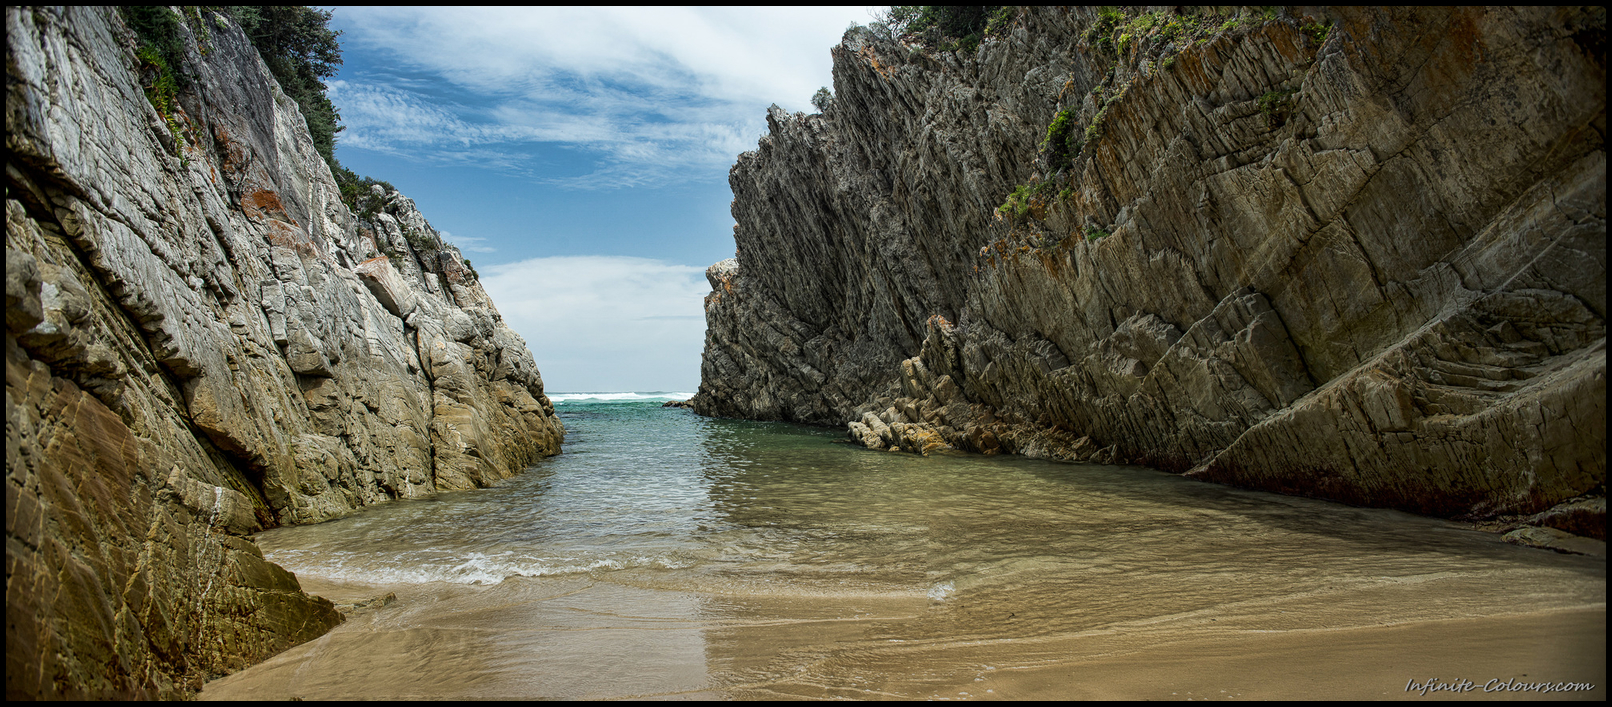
[324,7,873,392]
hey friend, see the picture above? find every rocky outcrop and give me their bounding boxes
[7,7,562,699]
[694,7,1604,521]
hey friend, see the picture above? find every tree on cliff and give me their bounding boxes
[875,6,1010,53]
[121,6,350,182]
[223,6,386,212]
[226,6,344,173]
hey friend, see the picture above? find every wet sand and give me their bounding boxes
[938,609,1605,701]
[201,576,1603,701]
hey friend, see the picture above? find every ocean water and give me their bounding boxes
[202,398,1606,700]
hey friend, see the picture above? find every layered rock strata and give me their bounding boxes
[7,7,562,698]
[694,7,1605,521]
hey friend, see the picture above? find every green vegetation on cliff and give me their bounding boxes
[878,6,1010,53]
[225,6,386,214]
[121,6,389,214]
[227,6,344,172]
[991,6,1296,228]
[120,7,191,153]
[1042,109,1082,172]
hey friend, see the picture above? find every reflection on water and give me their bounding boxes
[202,402,1606,700]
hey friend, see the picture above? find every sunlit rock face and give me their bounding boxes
[694,7,1605,519]
[7,7,562,698]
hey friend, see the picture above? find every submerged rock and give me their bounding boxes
[692,7,1605,520]
[336,592,399,615]
[1530,497,1607,542]
[6,7,562,698]
[1502,527,1607,557]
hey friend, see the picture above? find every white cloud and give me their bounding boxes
[439,231,495,254]
[479,256,709,391]
[330,6,872,188]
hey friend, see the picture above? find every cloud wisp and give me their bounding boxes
[479,255,710,392]
[438,230,495,254]
[331,6,868,189]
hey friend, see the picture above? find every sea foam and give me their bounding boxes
[548,392,696,405]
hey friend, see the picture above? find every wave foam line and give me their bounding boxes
[549,392,696,403]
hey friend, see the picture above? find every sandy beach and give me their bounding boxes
[201,573,1603,701]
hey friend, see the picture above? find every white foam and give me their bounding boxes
[269,549,691,586]
[548,392,696,404]
[927,582,955,601]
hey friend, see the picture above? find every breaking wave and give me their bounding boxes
[548,391,696,405]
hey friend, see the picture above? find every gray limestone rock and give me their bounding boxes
[693,7,1605,519]
[6,7,563,699]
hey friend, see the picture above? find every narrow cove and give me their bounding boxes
[200,398,1606,700]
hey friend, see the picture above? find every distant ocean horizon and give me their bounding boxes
[546,391,696,405]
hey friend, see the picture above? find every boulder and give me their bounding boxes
[355,255,416,319]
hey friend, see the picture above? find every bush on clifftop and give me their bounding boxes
[123,6,373,206]
[221,6,392,214]
[877,6,1004,54]
[225,6,344,173]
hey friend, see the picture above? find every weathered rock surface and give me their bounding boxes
[7,7,562,698]
[1503,526,1607,557]
[694,7,1604,521]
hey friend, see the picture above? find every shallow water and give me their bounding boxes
[202,400,1605,700]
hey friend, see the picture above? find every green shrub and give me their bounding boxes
[1084,119,1105,146]
[1258,89,1292,113]
[1097,9,1212,56]
[811,86,832,112]
[132,44,184,150]
[229,6,345,172]
[121,7,189,84]
[1085,226,1109,241]
[121,8,194,156]
[1158,19,1181,43]
[1161,55,1176,72]
[996,178,1062,220]
[1258,87,1298,126]
[1128,11,1163,34]
[984,6,1016,37]
[1300,21,1332,46]
[1216,7,1274,34]
[1084,7,1121,49]
[1084,90,1120,148]
[401,225,436,252]
[997,183,1033,218]
[1042,109,1083,171]
[335,168,399,218]
[183,6,212,53]
[880,6,999,54]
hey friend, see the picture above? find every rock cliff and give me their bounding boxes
[7,7,562,698]
[694,7,1604,520]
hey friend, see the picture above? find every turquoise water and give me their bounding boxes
[214,398,1605,699]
